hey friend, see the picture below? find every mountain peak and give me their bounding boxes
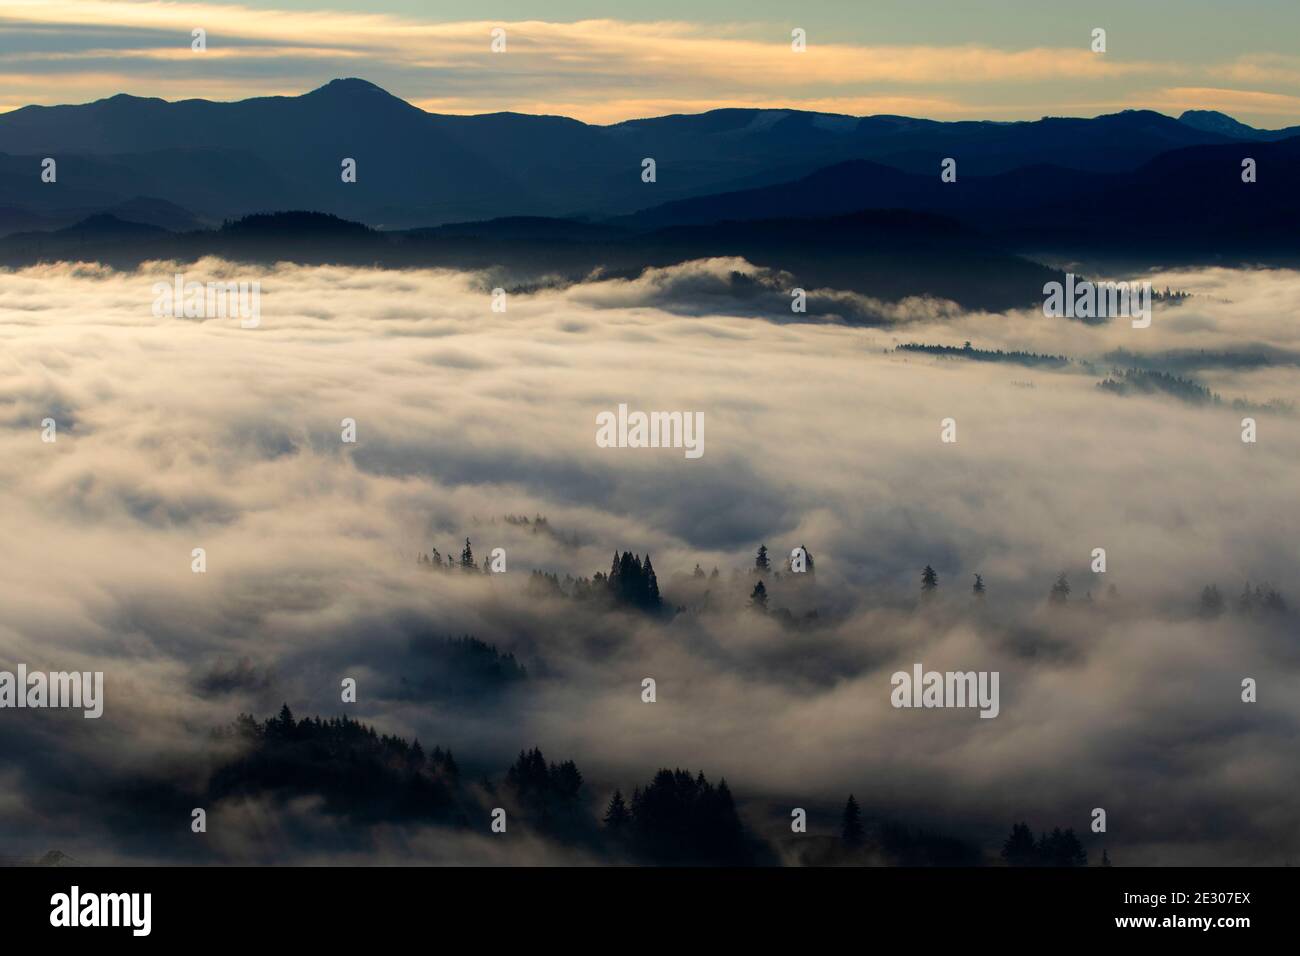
[56,213,166,237]
[306,78,395,98]
[300,79,419,115]
[1178,109,1258,138]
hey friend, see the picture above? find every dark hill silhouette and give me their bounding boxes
[0,208,1059,312]
[0,79,1288,229]
[633,209,1057,308]
[1000,135,1300,256]
[0,195,207,235]
[602,107,1238,177]
[58,212,166,236]
[219,210,375,237]
[408,215,630,242]
[0,146,298,231]
[612,158,1114,230]
[0,203,60,234]
[617,137,1300,260]
[105,196,205,232]
[1178,109,1300,141]
[5,212,168,242]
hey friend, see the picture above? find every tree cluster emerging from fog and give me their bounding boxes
[527,551,662,611]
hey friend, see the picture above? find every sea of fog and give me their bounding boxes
[1,257,1297,864]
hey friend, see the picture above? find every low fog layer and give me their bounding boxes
[1,258,1297,864]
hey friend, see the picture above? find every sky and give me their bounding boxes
[2,0,1300,123]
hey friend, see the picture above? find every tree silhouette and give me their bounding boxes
[1049,572,1070,604]
[692,563,706,579]
[505,747,585,832]
[406,634,526,697]
[1000,822,1037,866]
[755,544,771,574]
[441,749,458,777]
[899,342,1067,367]
[211,708,462,825]
[879,821,978,865]
[643,554,661,606]
[921,565,938,593]
[1038,827,1087,866]
[1199,584,1224,617]
[841,794,865,847]
[749,580,768,611]
[460,537,476,571]
[1234,581,1288,617]
[627,767,750,864]
[973,573,985,597]
[606,551,663,611]
[603,789,631,831]
[271,703,296,739]
[1237,582,1254,614]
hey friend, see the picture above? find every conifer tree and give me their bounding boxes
[755,544,771,573]
[922,565,938,592]
[644,554,661,607]
[973,573,985,597]
[749,580,768,611]
[1036,826,1087,866]
[1000,822,1036,866]
[603,789,631,831]
[842,794,865,847]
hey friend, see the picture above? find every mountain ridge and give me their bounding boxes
[1,79,1292,229]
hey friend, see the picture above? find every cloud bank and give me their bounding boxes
[0,257,1297,864]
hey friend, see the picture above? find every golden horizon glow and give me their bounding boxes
[0,1,1296,125]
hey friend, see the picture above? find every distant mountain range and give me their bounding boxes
[1,78,1297,234]
[4,79,1300,310]
[0,208,1060,313]
[617,138,1300,257]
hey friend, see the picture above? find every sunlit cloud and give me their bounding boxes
[1211,53,1300,87]
[0,1,1227,122]
[1135,86,1300,118]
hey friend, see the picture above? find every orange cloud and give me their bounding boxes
[1137,86,1300,118]
[0,1,1188,121]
